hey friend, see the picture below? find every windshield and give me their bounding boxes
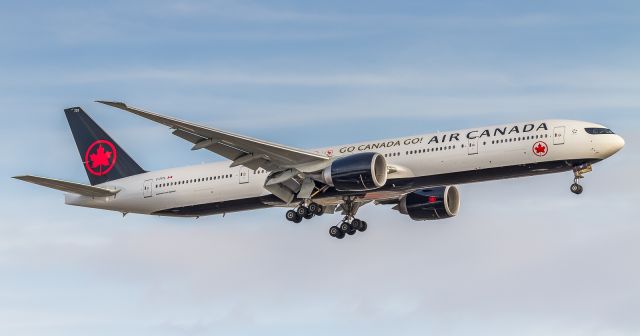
[585,128,615,135]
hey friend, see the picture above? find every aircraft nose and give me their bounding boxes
[615,135,625,150]
[608,135,625,155]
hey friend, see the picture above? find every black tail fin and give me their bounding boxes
[65,107,145,185]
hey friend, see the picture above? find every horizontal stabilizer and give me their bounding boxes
[13,175,119,197]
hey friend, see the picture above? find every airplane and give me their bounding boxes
[14,102,625,239]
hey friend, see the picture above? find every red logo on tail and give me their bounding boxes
[85,140,117,176]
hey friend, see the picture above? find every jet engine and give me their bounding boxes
[319,152,388,191]
[396,186,460,220]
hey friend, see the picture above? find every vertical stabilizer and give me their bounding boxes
[64,107,145,185]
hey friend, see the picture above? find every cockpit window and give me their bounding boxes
[585,128,615,135]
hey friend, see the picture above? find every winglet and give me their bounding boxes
[96,100,127,109]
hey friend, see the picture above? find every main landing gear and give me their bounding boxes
[329,217,367,239]
[284,197,368,240]
[570,164,592,195]
[285,202,324,223]
[328,197,367,240]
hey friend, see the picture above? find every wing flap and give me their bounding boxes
[13,175,119,197]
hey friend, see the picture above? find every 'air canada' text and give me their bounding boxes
[338,122,548,154]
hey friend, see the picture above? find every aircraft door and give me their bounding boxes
[468,137,478,155]
[239,167,250,184]
[554,126,565,145]
[143,179,153,198]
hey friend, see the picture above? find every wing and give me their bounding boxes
[13,175,120,197]
[97,101,328,171]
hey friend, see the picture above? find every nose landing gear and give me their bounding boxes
[570,164,592,195]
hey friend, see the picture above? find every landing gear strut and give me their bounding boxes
[571,164,592,195]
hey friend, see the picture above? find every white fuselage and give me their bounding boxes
[65,119,624,216]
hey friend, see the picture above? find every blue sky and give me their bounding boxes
[1,1,639,335]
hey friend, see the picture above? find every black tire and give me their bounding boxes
[296,206,308,217]
[329,226,340,237]
[304,212,314,220]
[292,214,302,223]
[315,204,324,216]
[351,219,362,231]
[347,229,356,235]
[340,222,352,232]
[285,210,297,222]
[308,203,319,214]
[571,183,583,195]
[336,231,345,239]
[358,221,367,232]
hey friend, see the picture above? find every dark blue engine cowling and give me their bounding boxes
[397,186,460,220]
[321,152,388,191]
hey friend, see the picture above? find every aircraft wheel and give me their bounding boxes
[285,210,298,222]
[308,203,320,215]
[340,221,352,233]
[351,219,362,230]
[296,206,309,217]
[570,183,583,195]
[329,226,340,237]
[358,221,367,232]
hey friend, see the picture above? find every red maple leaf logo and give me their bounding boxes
[533,141,548,156]
[90,145,112,168]
[84,140,117,176]
[325,149,334,157]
